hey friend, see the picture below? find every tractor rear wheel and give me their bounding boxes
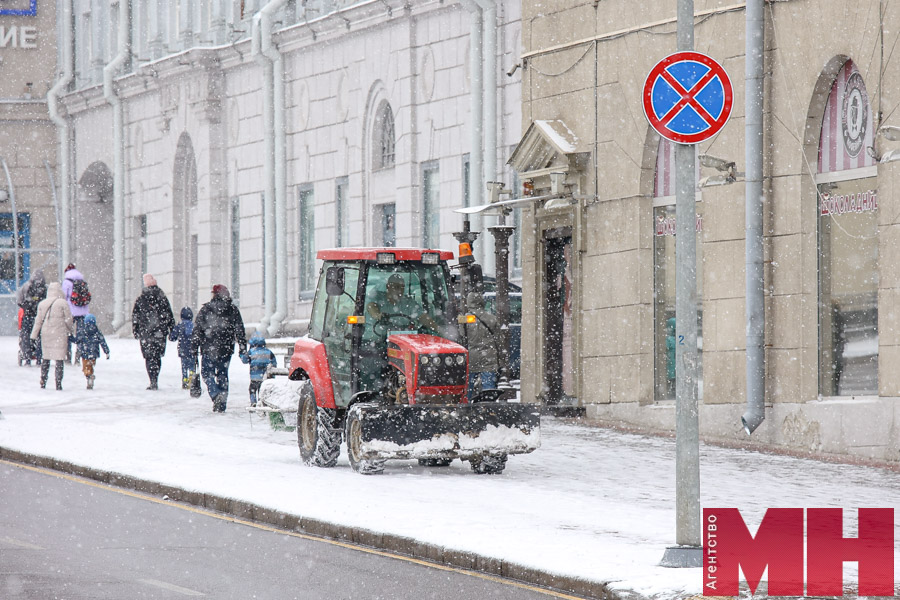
[469,454,507,474]
[345,404,385,475]
[297,381,341,468]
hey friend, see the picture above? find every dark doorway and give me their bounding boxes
[542,229,574,405]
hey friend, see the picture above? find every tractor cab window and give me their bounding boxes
[323,265,360,337]
[308,268,329,341]
[362,262,456,343]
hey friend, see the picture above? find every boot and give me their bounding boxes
[40,361,49,389]
[87,375,95,390]
[147,375,158,390]
[55,361,64,390]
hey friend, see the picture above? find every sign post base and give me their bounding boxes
[660,545,702,568]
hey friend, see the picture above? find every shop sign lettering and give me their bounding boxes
[820,190,877,216]
[655,214,702,237]
[0,27,38,49]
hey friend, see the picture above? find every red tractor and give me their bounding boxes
[264,248,540,474]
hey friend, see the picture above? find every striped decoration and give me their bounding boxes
[818,60,876,174]
[653,138,700,198]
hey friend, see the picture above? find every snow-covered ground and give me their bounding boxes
[2,335,900,599]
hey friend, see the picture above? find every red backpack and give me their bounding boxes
[71,279,92,307]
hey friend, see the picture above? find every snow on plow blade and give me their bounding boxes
[354,402,541,461]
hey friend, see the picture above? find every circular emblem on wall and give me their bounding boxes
[841,72,868,158]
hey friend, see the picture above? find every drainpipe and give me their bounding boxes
[742,0,765,434]
[459,0,484,260]
[103,0,130,331]
[47,0,73,276]
[475,0,496,276]
[253,0,288,337]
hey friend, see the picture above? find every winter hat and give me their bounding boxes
[143,273,157,287]
[65,263,76,272]
[181,306,193,320]
[212,284,230,298]
[84,314,96,325]
[249,331,266,347]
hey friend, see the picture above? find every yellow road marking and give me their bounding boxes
[2,458,587,599]
[0,536,44,550]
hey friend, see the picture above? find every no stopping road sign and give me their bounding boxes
[643,51,733,144]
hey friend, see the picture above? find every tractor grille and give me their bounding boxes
[418,360,466,387]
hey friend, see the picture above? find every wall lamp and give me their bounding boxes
[698,153,740,186]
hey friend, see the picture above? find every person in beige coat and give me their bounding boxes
[31,282,75,390]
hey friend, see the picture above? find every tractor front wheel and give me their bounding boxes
[345,404,385,475]
[297,381,341,468]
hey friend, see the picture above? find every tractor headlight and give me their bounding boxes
[420,356,429,365]
[444,356,453,366]
[455,355,465,365]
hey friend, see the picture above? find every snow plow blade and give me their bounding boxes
[353,402,541,461]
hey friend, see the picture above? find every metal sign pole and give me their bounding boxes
[661,0,702,568]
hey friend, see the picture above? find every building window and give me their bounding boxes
[462,154,470,208]
[0,213,29,294]
[260,193,266,305]
[335,177,349,247]
[299,186,316,298]
[422,163,440,248]
[652,139,702,402]
[230,197,240,303]
[816,59,878,396]
[138,214,148,277]
[376,203,395,247]
[373,101,395,170]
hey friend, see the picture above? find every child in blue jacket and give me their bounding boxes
[240,331,277,406]
[168,307,195,389]
[70,314,110,389]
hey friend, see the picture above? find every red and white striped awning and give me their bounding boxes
[818,60,876,174]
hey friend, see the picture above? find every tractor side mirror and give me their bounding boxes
[326,267,345,296]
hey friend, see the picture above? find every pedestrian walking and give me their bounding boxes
[70,314,110,389]
[191,284,248,413]
[131,273,175,390]
[30,282,75,390]
[240,331,277,407]
[16,269,47,365]
[62,263,92,364]
[168,306,196,389]
[465,292,500,400]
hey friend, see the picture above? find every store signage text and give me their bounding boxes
[704,507,894,596]
[655,215,702,237]
[820,190,877,216]
[0,26,38,49]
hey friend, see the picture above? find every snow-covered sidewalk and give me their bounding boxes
[2,335,899,599]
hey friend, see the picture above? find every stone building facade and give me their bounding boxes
[58,0,521,333]
[0,0,59,334]
[516,0,900,460]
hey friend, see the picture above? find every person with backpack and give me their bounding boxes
[131,273,175,390]
[191,285,248,413]
[239,331,277,407]
[168,307,196,389]
[70,314,110,389]
[465,292,501,400]
[30,282,75,390]
[62,264,91,364]
[16,269,47,365]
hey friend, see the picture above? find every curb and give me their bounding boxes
[0,446,629,600]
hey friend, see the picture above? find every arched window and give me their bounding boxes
[373,101,395,170]
[816,59,878,396]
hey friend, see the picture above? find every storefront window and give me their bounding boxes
[818,179,878,395]
[816,59,877,396]
[652,139,702,401]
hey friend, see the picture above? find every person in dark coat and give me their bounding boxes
[169,306,196,389]
[191,284,248,412]
[240,331,277,407]
[131,273,175,390]
[70,314,110,389]
[16,269,47,365]
[465,292,500,400]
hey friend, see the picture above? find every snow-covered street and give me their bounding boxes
[2,335,900,599]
